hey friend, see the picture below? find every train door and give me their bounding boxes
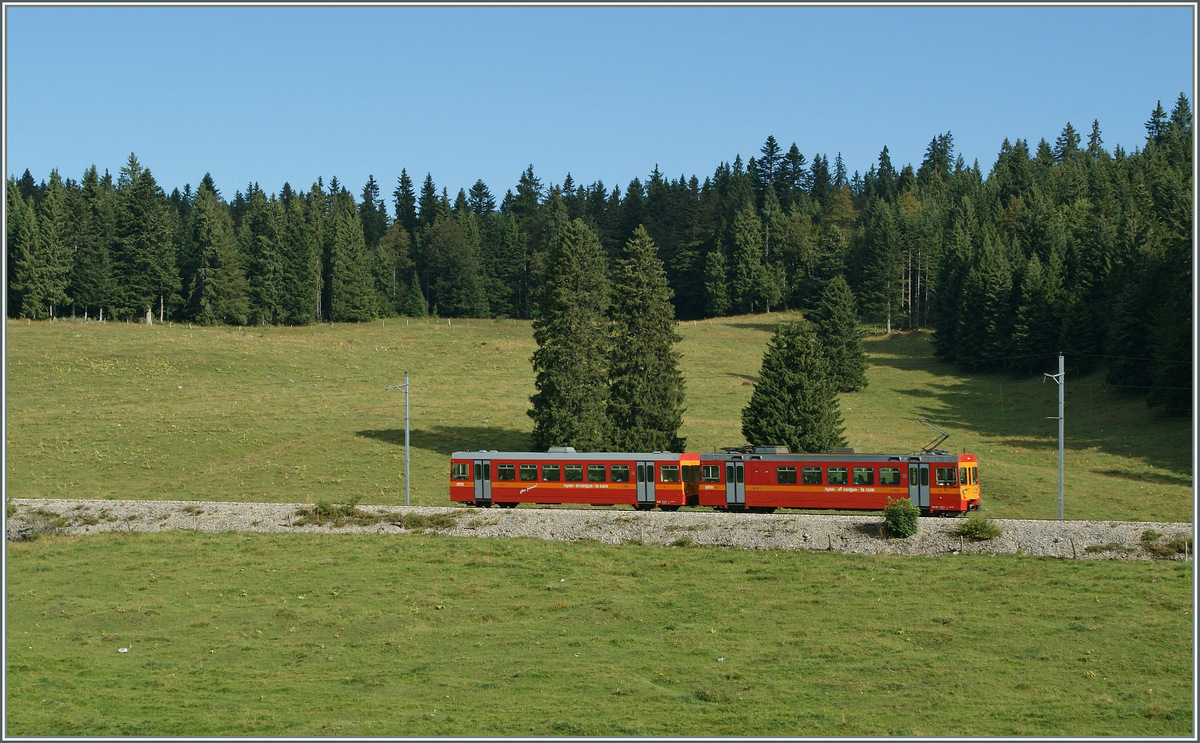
[636,461,656,508]
[474,459,492,505]
[908,462,929,511]
[725,460,745,507]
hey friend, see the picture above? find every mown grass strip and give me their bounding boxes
[5,532,1193,737]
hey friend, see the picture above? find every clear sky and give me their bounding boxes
[4,2,1195,204]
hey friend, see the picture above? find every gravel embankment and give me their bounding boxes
[5,498,1193,560]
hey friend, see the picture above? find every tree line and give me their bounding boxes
[6,94,1192,411]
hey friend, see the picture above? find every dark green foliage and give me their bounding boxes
[114,154,180,319]
[883,497,920,538]
[607,226,686,452]
[809,275,867,392]
[702,247,731,317]
[741,320,846,453]
[327,192,377,322]
[7,178,42,319]
[529,219,611,451]
[424,215,488,318]
[188,185,250,325]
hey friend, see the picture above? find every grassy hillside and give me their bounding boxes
[5,532,1193,737]
[4,315,1192,521]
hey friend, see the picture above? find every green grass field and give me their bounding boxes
[4,316,1195,737]
[4,315,1192,521]
[5,532,1193,737]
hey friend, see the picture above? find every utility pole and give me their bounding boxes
[1043,353,1064,520]
[387,374,411,506]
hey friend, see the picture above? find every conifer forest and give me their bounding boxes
[6,95,1192,412]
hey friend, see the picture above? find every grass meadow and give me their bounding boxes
[5,532,1194,736]
[4,314,1192,521]
[4,315,1195,736]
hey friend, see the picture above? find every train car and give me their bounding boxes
[697,447,980,515]
[450,448,701,510]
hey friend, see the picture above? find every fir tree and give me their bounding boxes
[328,193,377,322]
[188,184,250,325]
[809,275,867,392]
[702,246,731,317]
[528,219,610,451]
[741,320,846,453]
[607,226,686,452]
[403,270,428,318]
[7,178,42,318]
[393,169,418,235]
[114,154,180,320]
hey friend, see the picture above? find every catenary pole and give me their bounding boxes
[1044,354,1065,520]
[387,374,411,506]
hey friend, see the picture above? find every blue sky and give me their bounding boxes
[4,3,1195,204]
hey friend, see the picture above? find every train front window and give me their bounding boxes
[935,467,958,486]
[660,465,680,483]
[588,465,607,482]
[701,465,721,482]
[611,464,630,482]
[452,463,470,480]
[542,464,560,482]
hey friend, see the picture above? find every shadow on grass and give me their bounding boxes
[862,331,1192,483]
[358,425,532,456]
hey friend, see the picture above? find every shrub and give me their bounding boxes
[956,513,1002,541]
[882,498,920,538]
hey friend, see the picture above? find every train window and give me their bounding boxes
[452,463,470,480]
[880,467,901,486]
[588,464,607,482]
[935,467,958,487]
[802,466,822,485]
[564,464,583,482]
[660,465,680,483]
[701,465,721,482]
[777,466,797,484]
[519,464,538,481]
[827,467,848,485]
[496,464,516,481]
[853,467,874,485]
[960,467,968,486]
[542,464,560,482]
[683,465,699,483]
[611,464,630,483]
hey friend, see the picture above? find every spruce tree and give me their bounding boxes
[809,275,867,392]
[69,166,118,319]
[607,225,686,452]
[528,219,610,451]
[114,154,179,319]
[7,178,42,319]
[702,246,731,317]
[328,192,377,322]
[741,320,846,453]
[188,184,250,325]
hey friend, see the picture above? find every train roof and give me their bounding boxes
[703,451,974,463]
[451,450,696,461]
[450,450,974,463]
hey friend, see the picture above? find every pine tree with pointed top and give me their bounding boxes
[809,275,867,392]
[529,219,611,451]
[607,225,686,452]
[742,319,846,453]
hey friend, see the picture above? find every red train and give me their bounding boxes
[450,446,981,515]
